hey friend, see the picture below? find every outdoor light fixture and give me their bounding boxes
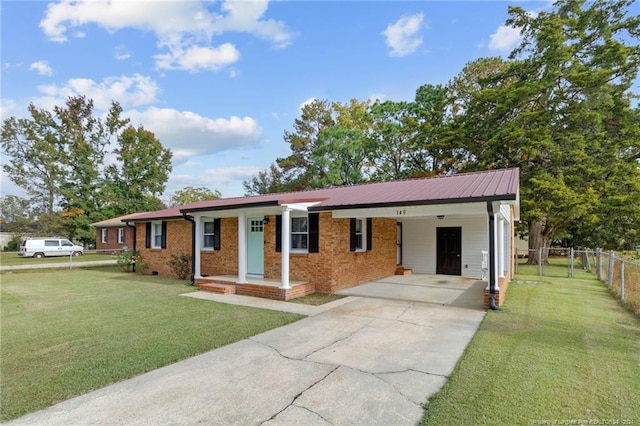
[437,215,445,220]
[262,217,270,225]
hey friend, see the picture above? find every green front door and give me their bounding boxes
[247,217,264,275]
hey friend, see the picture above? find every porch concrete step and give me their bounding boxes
[395,267,413,275]
[198,282,236,295]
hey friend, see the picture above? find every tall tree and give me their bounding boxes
[1,104,64,216]
[453,0,640,261]
[105,125,172,214]
[276,99,335,190]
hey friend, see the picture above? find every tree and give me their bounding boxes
[105,126,172,214]
[276,99,335,190]
[452,0,640,262]
[243,162,288,195]
[1,104,64,216]
[0,195,34,233]
[170,186,221,207]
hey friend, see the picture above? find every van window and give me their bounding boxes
[45,240,59,247]
[61,240,73,247]
[20,240,27,248]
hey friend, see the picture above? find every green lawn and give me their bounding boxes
[0,267,303,421]
[422,274,640,425]
[0,252,115,266]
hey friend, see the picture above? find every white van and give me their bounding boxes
[19,238,84,258]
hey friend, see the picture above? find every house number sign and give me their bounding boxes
[396,209,407,216]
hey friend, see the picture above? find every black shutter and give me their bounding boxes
[160,221,167,249]
[275,215,282,252]
[145,222,151,248]
[213,218,221,250]
[349,218,357,252]
[366,217,373,251]
[309,213,319,253]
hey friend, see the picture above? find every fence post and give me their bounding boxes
[538,248,543,277]
[620,260,625,302]
[514,249,518,274]
[596,249,602,281]
[569,247,574,278]
[607,251,614,288]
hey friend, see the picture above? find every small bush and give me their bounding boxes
[168,253,191,280]
[116,250,148,274]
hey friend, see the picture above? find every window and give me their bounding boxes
[101,229,107,243]
[250,219,263,233]
[152,222,163,248]
[61,240,73,247]
[350,218,372,252]
[203,221,215,249]
[118,228,124,244]
[45,240,59,247]
[354,219,364,251]
[291,217,308,250]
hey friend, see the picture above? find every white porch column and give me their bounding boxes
[498,216,505,278]
[493,213,500,290]
[193,216,202,278]
[280,207,291,289]
[237,212,247,284]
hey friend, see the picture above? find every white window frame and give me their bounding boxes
[101,228,107,244]
[152,221,163,249]
[117,228,125,244]
[202,220,215,250]
[290,215,309,253]
[355,218,366,252]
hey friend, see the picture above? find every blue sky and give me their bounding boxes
[1,0,551,203]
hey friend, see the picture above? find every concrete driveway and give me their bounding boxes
[336,274,486,310]
[8,295,485,426]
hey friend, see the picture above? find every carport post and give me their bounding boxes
[487,201,501,310]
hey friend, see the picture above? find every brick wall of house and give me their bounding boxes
[201,218,238,276]
[95,226,135,253]
[138,213,397,292]
[324,217,398,293]
[135,220,192,277]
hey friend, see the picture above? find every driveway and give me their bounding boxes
[7,295,485,426]
[336,274,487,310]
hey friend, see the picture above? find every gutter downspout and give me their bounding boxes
[183,213,196,285]
[125,221,137,272]
[487,201,502,311]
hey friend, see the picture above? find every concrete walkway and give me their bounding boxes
[7,294,485,426]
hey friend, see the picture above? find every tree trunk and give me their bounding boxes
[527,220,551,265]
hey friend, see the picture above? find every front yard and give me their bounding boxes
[0,267,303,421]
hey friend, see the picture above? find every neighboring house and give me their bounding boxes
[91,213,144,253]
[126,168,520,309]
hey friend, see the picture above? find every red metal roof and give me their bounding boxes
[132,168,519,220]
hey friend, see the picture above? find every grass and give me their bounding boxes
[0,252,115,266]
[421,274,640,425]
[0,266,304,421]
[288,292,345,305]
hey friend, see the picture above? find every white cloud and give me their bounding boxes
[29,60,53,76]
[383,13,425,57]
[368,93,386,103]
[167,166,263,197]
[32,74,160,111]
[488,25,522,52]
[114,45,131,60]
[0,99,19,121]
[125,108,262,161]
[154,43,240,72]
[39,0,292,72]
[299,97,317,111]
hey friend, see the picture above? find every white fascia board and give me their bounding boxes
[330,202,487,219]
[281,202,321,212]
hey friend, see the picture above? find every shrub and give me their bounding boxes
[168,253,191,280]
[116,250,148,274]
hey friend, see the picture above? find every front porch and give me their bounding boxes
[196,275,315,301]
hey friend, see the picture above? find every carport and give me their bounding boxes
[335,274,486,310]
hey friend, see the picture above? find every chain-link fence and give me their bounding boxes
[515,248,640,315]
